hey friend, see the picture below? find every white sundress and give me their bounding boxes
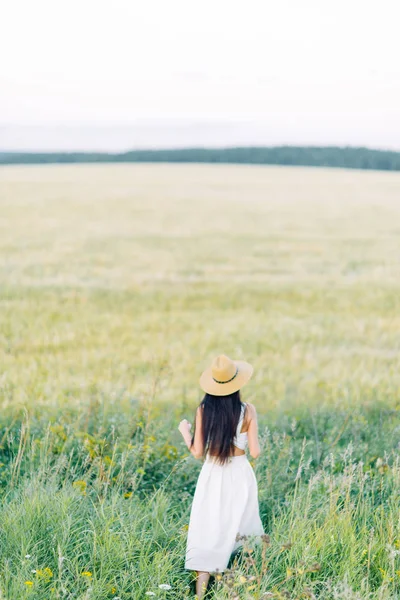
[185,402,265,573]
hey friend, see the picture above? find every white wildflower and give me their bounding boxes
[25,554,31,559]
[159,584,172,590]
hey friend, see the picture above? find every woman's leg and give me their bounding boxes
[195,571,210,598]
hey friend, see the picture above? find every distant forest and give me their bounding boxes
[1,146,400,171]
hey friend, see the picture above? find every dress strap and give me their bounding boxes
[236,403,247,435]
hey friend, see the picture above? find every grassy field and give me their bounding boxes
[1,163,400,599]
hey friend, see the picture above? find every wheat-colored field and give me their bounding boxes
[1,164,400,599]
[1,164,400,410]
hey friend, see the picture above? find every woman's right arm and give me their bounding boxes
[246,403,261,459]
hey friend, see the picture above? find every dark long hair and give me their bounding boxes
[191,390,244,464]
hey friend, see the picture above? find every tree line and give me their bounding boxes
[1,146,400,171]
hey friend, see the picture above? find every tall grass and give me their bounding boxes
[2,402,400,598]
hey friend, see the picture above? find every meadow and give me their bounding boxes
[1,163,400,600]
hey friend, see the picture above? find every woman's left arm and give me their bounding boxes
[178,407,204,459]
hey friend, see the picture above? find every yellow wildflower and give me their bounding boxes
[36,568,53,581]
[73,480,87,495]
[25,581,33,586]
[81,571,92,577]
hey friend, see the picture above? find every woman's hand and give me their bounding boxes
[180,408,204,459]
[178,419,192,437]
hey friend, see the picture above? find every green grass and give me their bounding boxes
[1,163,400,599]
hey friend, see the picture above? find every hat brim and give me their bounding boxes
[199,360,253,396]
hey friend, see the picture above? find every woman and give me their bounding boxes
[178,354,264,599]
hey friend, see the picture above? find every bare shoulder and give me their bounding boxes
[244,402,257,424]
[244,402,257,421]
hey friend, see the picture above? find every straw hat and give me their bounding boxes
[199,354,253,396]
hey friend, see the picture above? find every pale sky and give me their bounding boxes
[1,0,400,150]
